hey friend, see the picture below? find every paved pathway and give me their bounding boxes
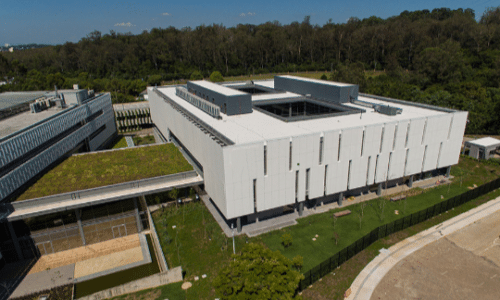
[346,195,500,300]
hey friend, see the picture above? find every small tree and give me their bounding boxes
[190,70,203,80]
[378,199,386,221]
[320,74,328,80]
[281,233,293,248]
[333,232,339,245]
[360,202,367,217]
[213,243,304,299]
[169,188,179,207]
[209,71,224,82]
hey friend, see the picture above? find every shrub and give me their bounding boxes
[190,70,203,80]
[281,233,293,248]
[209,71,224,82]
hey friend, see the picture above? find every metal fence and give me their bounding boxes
[298,176,500,291]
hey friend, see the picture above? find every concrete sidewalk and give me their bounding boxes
[346,195,500,300]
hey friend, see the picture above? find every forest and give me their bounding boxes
[0,7,499,134]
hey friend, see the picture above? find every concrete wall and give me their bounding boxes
[187,81,252,115]
[76,266,183,300]
[149,90,228,216]
[0,94,116,201]
[274,76,359,103]
[221,112,467,219]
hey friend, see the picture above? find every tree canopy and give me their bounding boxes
[1,6,500,133]
[213,243,304,299]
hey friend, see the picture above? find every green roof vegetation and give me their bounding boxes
[16,143,193,201]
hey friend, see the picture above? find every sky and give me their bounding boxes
[0,0,498,45]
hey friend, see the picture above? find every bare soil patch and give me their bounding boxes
[28,234,140,274]
[371,236,500,300]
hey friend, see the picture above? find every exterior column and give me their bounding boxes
[133,198,143,232]
[408,175,413,188]
[237,217,241,233]
[75,209,86,246]
[7,222,23,261]
[445,166,451,178]
[338,192,343,207]
[298,202,304,216]
[377,183,382,196]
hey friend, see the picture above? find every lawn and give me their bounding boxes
[133,135,156,146]
[123,156,500,299]
[152,201,247,299]
[109,135,128,149]
[252,156,500,272]
[16,143,193,200]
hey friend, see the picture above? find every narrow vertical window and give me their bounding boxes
[366,156,371,185]
[387,152,393,180]
[324,165,328,195]
[347,160,352,189]
[319,136,324,165]
[374,155,379,181]
[380,126,385,153]
[436,142,443,168]
[224,103,227,114]
[392,125,398,150]
[404,149,409,175]
[405,122,411,148]
[305,168,310,198]
[289,141,293,171]
[447,117,454,140]
[337,133,342,161]
[421,119,427,145]
[422,145,428,172]
[361,129,365,156]
[295,170,299,201]
[264,145,267,175]
[253,179,257,213]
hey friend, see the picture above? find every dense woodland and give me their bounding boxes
[1,7,500,134]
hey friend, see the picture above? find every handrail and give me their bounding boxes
[11,170,200,210]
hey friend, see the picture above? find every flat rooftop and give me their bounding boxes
[0,91,47,110]
[189,80,247,96]
[14,143,193,201]
[277,75,356,87]
[156,79,449,145]
[0,105,70,140]
[467,137,500,148]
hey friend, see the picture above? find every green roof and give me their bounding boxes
[16,143,193,201]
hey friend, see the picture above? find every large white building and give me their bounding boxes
[149,76,467,231]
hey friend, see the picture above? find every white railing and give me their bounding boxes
[175,86,221,119]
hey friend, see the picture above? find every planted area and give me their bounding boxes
[152,201,248,299]
[109,135,128,149]
[16,143,193,200]
[133,135,156,146]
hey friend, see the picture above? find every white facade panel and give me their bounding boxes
[374,152,390,183]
